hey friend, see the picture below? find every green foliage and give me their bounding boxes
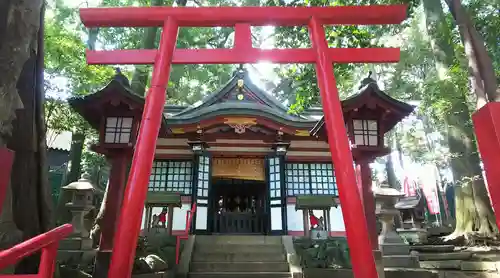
[293,236,351,269]
[43,0,500,191]
[135,235,180,271]
[45,18,115,97]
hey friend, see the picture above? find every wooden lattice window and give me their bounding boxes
[310,163,336,195]
[269,157,282,198]
[148,160,193,194]
[285,163,310,196]
[104,117,133,144]
[196,156,210,197]
[285,163,337,196]
[352,119,378,146]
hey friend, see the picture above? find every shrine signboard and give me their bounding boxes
[79,5,407,278]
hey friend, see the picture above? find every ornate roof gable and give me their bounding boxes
[167,68,316,128]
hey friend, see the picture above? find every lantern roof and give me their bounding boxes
[62,173,95,191]
[69,69,169,134]
[310,72,414,137]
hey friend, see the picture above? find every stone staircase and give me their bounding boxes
[188,235,291,278]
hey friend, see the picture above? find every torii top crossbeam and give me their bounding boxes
[79,4,407,278]
[80,5,406,27]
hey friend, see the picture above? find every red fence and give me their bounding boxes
[0,148,73,278]
[175,203,196,265]
[0,224,73,278]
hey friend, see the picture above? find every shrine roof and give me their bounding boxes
[70,69,413,137]
[165,69,318,128]
[68,70,168,132]
[310,75,414,136]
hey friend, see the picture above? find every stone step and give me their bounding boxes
[188,272,291,278]
[190,262,289,272]
[195,235,282,245]
[383,255,420,268]
[191,252,287,262]
[194,244,284,254]
[418,251,472,261]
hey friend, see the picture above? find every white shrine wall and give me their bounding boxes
[140,203,191,234]
[285,204,346,236]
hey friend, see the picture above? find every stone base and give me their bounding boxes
[380,243,411,256]
[397,228,428,244]
[310,229,328,240]
[373,250,386,278]
[301,268,499,278]
[427,226,453,236]
[57,249,96,265]
[132,272,168,278]
[383,255,420,268]
[93,250,112,278]
[418,252,472,261]
[410,245,455,253]
[59,237,93,250]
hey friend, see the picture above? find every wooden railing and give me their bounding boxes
[175,203,196,265]
[213,212,266,234]
[0,224,73,278]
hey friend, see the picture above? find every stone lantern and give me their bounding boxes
[373,182,419,268]
[61,173,95,250]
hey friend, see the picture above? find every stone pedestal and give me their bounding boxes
[68,206,92,238]
[373,250,386,278]
[397,228,428,244]
[57,174,97,268]
[310,229,328,240]
[374,184,419,268]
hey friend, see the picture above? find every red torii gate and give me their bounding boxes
[79,5,407,278]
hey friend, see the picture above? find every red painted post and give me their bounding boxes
[99,152,129,251]
[107,17,179,278]
[472,102,500,228]
[309,16,378,278]
[358,162,378,250]
[0,148,14,215]
[38,243,59,278]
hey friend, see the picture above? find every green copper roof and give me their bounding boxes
[166,69,318,128]
[295,195,338,210]
[146,192,182,207]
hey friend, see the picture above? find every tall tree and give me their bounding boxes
[0,0,54,274]
[444,0,499,106]
[422,0,496,238]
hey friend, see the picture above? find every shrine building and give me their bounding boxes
[70,68,413,239]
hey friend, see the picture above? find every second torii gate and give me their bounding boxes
[79,5,407,278]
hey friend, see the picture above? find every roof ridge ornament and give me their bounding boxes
[113,67,131,87]
[358,71,377,89]
[232,65,248,77]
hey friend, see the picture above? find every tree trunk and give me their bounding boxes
[90,180,109,248]
[422,0,497,239]
[444,0,499,104]
[5,2,53,273]
[65,132,85,184]
[130,0,167,96]
[0,1,38,265]
[0,0,44,273]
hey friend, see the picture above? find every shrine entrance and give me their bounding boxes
[210,178,268,234]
